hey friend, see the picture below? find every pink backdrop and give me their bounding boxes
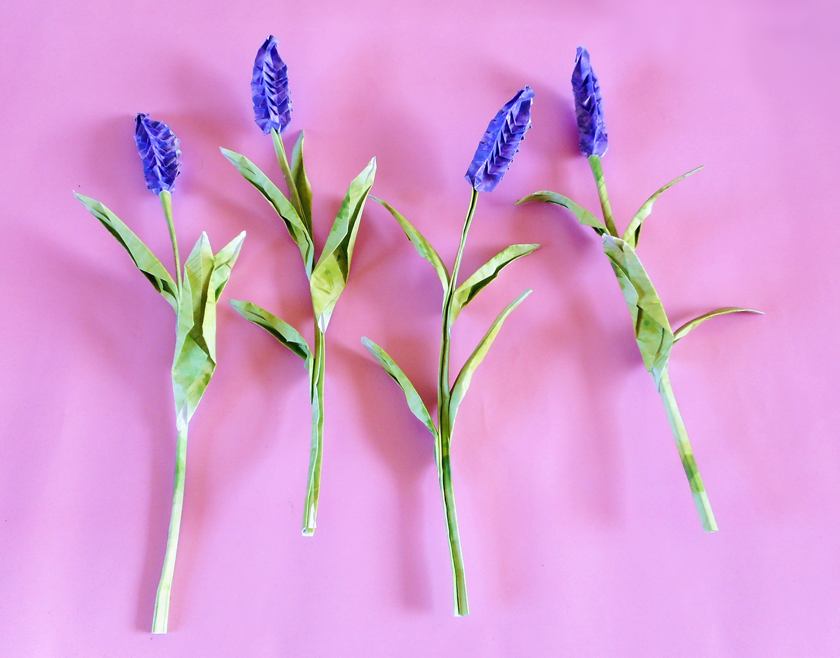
[2,0,838,655]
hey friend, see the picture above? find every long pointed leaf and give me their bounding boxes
[516,191,606,234]
[172,233,218,427]
[674,307,763,342]
[219,147,314,274]
[452,243,539,319]
[290,131,314,233]
[310,157,377,332]
[374,197,449,291]
[449,290,532,428]
[211,231,246,301]
[230,299,311,362]
[361,337,436,437]
[623,166,703,247]
[602,235,673,373]
[74,193,178,310]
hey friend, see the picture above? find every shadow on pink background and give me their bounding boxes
[1,0,838,655]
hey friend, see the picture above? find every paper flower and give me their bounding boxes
[466,86,534,192]
[571,47,608,157]
[76,116,245,633]
[252,35,292,134]
[222,35,376,536]
[518,48,761,532]
[134,113,181,194]
[364,86,538,616]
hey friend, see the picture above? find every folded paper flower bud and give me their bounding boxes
[571,47,608,157]
[134,113,181,194]
[252,34,292,134]
[466,86,534,192]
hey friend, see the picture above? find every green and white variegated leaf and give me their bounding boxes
[230,299,311,363]
[602,235,673,374]
[516,191,607,235]
[674,307,763,342]
[210,231,246,302]
[361,337,437,437]
[219,147,314,275]
[374,197,449,291]
[74,193,178,310]
[290,131,314,234]
[310,157,377,332]
[623,166,703,247]
[172,233,220,428]
[448,290,532,429]
[452,243,539,319]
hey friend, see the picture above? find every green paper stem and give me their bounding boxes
[435,188,478,617]
[151,422,188,634]
[160,190,181,289]
[588,155,618,236]
[303,321,326,536]
[656,369,718,532]
[272,129,309,234]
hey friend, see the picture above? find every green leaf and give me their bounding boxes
[172,233,219,427]
[210,231,246,302]
[623,166,703,247]
[219,147,314,275]
[74,192,178,310]
[516,191,607,235]
[230,299,311,362]
[361,337,436,437]
[674,307,763,342]
[452,244,539,319]
[602,235,673,373]
[310,157,377,332]
[374,196,449,291]
[290,131,314,234]
[448,290,532,428]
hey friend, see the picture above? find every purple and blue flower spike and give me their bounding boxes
[466,86,535,192]
[571,47,608,157]
[134,113,181,194]
[252,35,292,134]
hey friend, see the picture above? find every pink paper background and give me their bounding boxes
[2,0,838,655]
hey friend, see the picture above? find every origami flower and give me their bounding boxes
[134,113,181,194]
[466,86,534,192]
[252,35,292,134]
[518,48,761,533]
[224,35,376,537]
[77,116,245,633]
[366,85,537,616]
[571,47,608,157]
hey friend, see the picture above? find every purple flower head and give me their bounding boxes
[252,35,292,134]
[465,86,535,193]
[571,47,608,157]
[134,113,181,195]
